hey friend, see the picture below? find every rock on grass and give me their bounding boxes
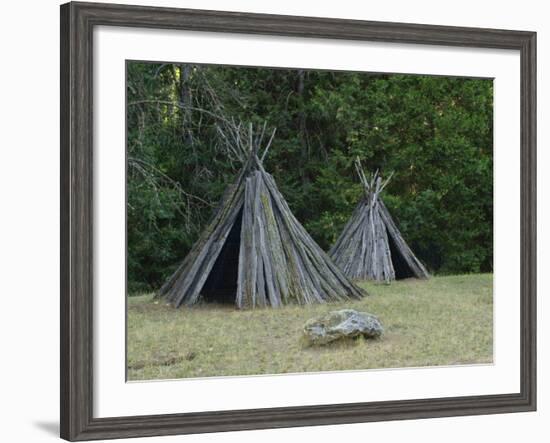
[303,309,383,346]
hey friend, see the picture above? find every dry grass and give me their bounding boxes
[127,274,493,381]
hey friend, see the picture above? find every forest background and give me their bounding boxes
[126,62,493,293]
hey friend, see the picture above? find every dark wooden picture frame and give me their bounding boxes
[60,2,536,440]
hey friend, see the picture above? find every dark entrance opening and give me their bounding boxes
[387,232,414,279]
[201,209,243,303]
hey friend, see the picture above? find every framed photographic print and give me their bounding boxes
[60,1,536,441]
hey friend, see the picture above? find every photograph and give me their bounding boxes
[126,61,494,381]
[0,0,542,441]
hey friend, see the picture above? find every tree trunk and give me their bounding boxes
[178,64,193,146]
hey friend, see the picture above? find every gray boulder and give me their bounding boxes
[303,309,383,346]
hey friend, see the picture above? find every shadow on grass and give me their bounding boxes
[300,335,383,350]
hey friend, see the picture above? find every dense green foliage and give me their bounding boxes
[127,62,493,293]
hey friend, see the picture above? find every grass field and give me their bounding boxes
[127,274,493,381]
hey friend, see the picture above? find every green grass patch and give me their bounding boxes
[127,274,493,380]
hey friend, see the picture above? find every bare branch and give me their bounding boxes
[355,157,370,192]
[128,99,235,128]
[379,171,394,193]
[261,128,277,163]
[129,156,213,207]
